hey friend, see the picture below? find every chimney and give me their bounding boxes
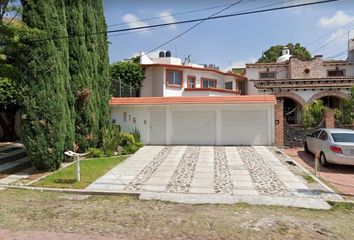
[282,47,290,56]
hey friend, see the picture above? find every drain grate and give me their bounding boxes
[286,160,296,166]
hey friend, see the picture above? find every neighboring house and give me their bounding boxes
[246,41,354,124]
[139,51,247,97]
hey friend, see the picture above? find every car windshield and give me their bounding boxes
[331,133,354,143]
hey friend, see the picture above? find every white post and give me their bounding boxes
[76,155,81,182]
[315,153,320,177]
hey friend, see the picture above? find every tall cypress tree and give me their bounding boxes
[65,0,109,151]
[94,0,110,132]
[20,0,73,170]
[65,0,97,151]
[19,0,110,170]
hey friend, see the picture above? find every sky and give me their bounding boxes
[103,0,354,70]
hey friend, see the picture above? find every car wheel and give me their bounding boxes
[304,142,310,153]
[319,152,329,167]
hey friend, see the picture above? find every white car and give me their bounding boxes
[304,128,354,167]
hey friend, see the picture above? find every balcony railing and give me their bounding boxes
[184,87,239,94]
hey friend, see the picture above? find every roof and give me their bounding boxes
[141,63,247,79]
[110,96,276,106]
[323,128,354,134]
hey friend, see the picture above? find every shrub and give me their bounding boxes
[135,142,144,148]
[88,147,103,158]
[120,132,135,146]
[131,127,141,142]
[122,144,140,155]
[102,124,121,157]
[303,100,325,128]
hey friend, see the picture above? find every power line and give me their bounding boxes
[311,28,353,54]
[108,0,293,39]
[107,0,261,28]
[145,0,244,56]
[325,50,347,59]
[0,0,338,46]
[105,0,338,35]
[306,20,354,47]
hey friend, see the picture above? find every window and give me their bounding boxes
[319,131,328,141]
[310,130,322,138]
[187,76,196,88]
[259,72,276,79]
[327,69,345,77]
[225,81,233,90]
[166,69,183,87]
[331,133,354,142]
[201,78,217,88]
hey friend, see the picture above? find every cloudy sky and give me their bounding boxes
[104,0,354,70]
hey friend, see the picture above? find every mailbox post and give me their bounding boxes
[64,151,89,182]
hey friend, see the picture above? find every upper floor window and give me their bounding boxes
[187,75,196,88]
[259,72,276,79]
[201,78,217,88]
[225,81,233,90]
[327,69,345,77]
[166,69,183,87]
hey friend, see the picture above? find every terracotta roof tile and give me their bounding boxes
[110,96,276,105]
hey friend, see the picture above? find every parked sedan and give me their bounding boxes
[304,128,354,167]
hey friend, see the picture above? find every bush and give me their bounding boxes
[135,142,144,148]
[122,144,140,155]
[303,100,325,128]
[131,127,141,142]
[88,147,103,158]
[102,124,121,157]
[120,132,135,146]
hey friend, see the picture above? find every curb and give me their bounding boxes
[0,184,139,196]
[275,147,343,201]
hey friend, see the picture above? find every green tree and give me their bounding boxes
[0,0,22,109]
[110,60,145,97]
[257,43,311,63]
[65,0,110,151]
[336,87,354,124]
[19,0,73,171]
[303,100,325,128]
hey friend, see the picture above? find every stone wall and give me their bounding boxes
[284,122,324,148]
[288,57,324,79]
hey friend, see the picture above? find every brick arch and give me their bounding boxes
[307,90,348,105]
[275,92,306,106]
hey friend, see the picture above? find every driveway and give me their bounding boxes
[284,148,354,198]
[88,146,331,209]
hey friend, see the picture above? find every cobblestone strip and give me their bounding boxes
[125,146,172,191]
[237,147,294,197]
[166,146,200,193]
[214,147,234,194]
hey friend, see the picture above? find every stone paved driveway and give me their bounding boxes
[87,146,331,209]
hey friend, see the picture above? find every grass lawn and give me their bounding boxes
[32,156,126,189]
[1,189,354,239]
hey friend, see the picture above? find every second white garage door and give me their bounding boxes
[171,111,216,145]
[221,110,269,145]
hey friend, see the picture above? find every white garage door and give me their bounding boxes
[171,111,216,145]
[221,110,269,145]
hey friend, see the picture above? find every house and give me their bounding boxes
[246,41,354,125]
[110,51,278,146]
[139,51,248,97]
